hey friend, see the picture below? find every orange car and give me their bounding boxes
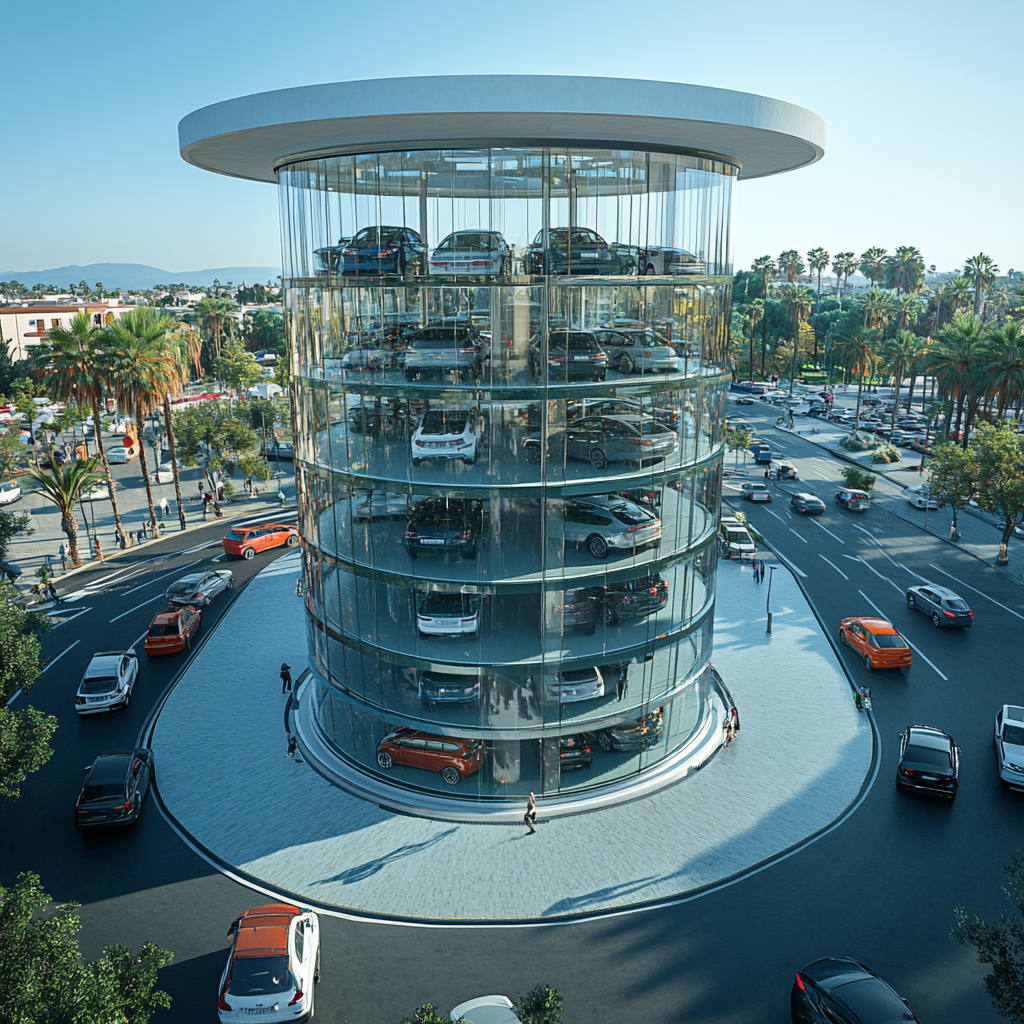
[144,606,202,656]
[376,727,484,785]
[222,523,299,559]
[839,616,912,670]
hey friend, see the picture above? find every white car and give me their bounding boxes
[450,995,519,1023]
[80,481,111,501]
[740,482,772,503]
[995,705,1024,791]
[0,481,21,505]
[429,229,510,276]
[416,591,482,637]
[541,666,605,703]
[353,490,412,520]
[105,446,135,464]
[74,650,139,714]
[905,485,940,510]
[218,904,319,1024]
[150,461,181,484]
[411,408,480,466]
[558,495,662,558]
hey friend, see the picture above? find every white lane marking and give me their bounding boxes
[854,525,911,575]
[856,589,948,680]
[789,528,809,544]
[42,639,81,673]
[819,555,849,580]
[929,565,1024,623]
[811,458,834,468]
[810,519,845,544]
[176,540,225,555]
[5,688,22,707]
[130,628,150,651]
[121,559,201,597]
[109,593,166,623]
[774,551,807,578]
[765,508,787,524]
[896,561,929,583]
[212,553,228,562]
[46,606,91,628]
[852,556,903,595]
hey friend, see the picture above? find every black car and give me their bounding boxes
[524,227,624,276]
[593,712,664,752]
[75,749,153,830]
[404,325,484,382]
[905,584,973,628]
[524,415,677,470]
[418,670,481,705]
[528,330,608,383]
[896,724,959,801]
[404,497,483,559]
[558,735,593,770]
[601,574,668,625]
[790,492,827,515]
[546,587,601,635]
[339,225,426,276]
[792,957,918,1023]
[312,237,351,274]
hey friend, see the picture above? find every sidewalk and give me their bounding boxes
[149,551,871,921]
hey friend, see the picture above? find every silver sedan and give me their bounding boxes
[593,329,680,375]
[165,570,234,607]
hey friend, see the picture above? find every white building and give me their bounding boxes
[0,299,135,361]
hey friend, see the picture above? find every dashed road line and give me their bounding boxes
[819,555,849,580]
[929,565,1024,622]
[109,594,166,623]
[856,590,948,680]
[121,559,201,597]
[788,528,809,544]
[42,639,81,673]
[810,519,845,544]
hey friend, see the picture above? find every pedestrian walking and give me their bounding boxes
[760,559,766,581]
[616,663,629,702]
[286,733,298,758]
[280,662,293,694]
[198,480,205,497]
[244,477,251,494]
[764,468,770,480]
[252,482,259,497]
[47,581,62,606]
[277,487,286,508]
[731,706,741,733]
[217,484,225,502]
[753,562,759,584]
[524,792,538,835]
[159,497,169,517]
[58,543,67,572]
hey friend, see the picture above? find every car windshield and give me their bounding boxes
[148,622,179,637]
[537,228,604,246]
[1004,725,1024,745]
[166,582,194,596]
[560,669,596,682]
[411,329,473,345]
[227,955,294,996]
[904,743,951,767]
[639,421,669,436]
[416,503,468,526]
[726,531,750,543]
[351,227,401,247]
[225,531,245,541]
[80,676,118,694]
[420,411,469,434]
[871,633,908,648]
[420,593,475,615]
[836,979,913,1020]
[550,332,599,351]
[437,232,496,251]
[945,598,969,610]
[83,782,125,800]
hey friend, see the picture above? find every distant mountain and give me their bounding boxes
[0,263,281,291]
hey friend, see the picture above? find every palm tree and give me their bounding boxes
[835,324,882,429]
[103,309,176,533]
[896,295,924,332]
[963,253,999,318]
[27,458,107,566]
[751,257,777,376]
[859,289,898,331]
[832,252,857,303]
[882,331,921,431]
[979,321,1024,418]
[777,250,804,283]
[743,300,764,382]
[162,326,203,530]
[776,284,815,393]
[194,297,238,363]
[806,248,830,300]
[858,248,888,290]
[883,246,925,296]
[926,312,984,445]
[31,313,128,546]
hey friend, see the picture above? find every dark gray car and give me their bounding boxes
[906,584,973,628]
[524,415,677,470]
[404,326,483,381]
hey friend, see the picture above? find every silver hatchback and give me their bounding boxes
[558,496,662,558]
[593,329,680,375]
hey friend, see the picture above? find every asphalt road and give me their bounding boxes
[3,409,1023,1022]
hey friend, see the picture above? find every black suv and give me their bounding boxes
[528,331,607,382]
[896,724,959,801]
[558,735,593,770]
[791,956,919,1023]
[600,574,669,625]
[404,497,483,559]
[75,748,152,829]
[524,227,625,276]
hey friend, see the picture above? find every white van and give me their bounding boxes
[718,515,756,560]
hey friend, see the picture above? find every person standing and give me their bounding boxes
[198,480,205,498]
[58,543,67,572]
[616,663,629,702]
[47,581,62,606]
[760,558,766,581]
[731,706,741,734]
[280,662,293,694]
[524,792,538,835]
[159,496,169,517]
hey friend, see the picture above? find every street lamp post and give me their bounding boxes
[766,565,777,634]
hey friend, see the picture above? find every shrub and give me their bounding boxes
[871,444,902,464]
[841,466,877,490]
[840,431,879,453]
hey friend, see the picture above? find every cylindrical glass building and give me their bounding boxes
[179,76,826,812]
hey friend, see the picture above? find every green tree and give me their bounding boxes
[980,321,1024,419]
[882,331,923,431]
[742,300,763,380]
[0,509,32,569]
[858,247,888,289]
[26,458,106,565]
[970,422,1024,565]
[0,432,30,478]
[834,322,881,427]
[0,872,173,1022]
[927,312,985,444]
[840,466,877,490]
[776,284,815,391]
[806,247,830,300]
[927,441,978,541]
[725,426,753,470]
[953,849,1024,1023]
[777,249,804,282]
[161,326,202,531]
[832,252,858,303]
[400,1005,460,1024]
[859,289,898,331]
[751,255,776,299]
[212,337,265,393]
[173,402,259,492]
[194,297,238,363]
[896,294,924,331]
[964,253,1000,318]
[0,340,31,396]
[242,309,286,354]
[884,246,925,296]
[515,983,563,1024]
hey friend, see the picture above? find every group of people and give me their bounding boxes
[751,558,768,584]
[724,705,741,745]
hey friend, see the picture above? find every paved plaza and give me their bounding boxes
[150,548,872,921]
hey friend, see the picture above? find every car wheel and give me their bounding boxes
[412,458,423,467]
[598,731,613,752]
[377,751,393,769]
[839,629,847,645]
[242,547,255,560]
[587,534,609,559]
[1001,776,1011,790]
[932,611,941,627]
[464,454,477,465]
[617,354,634,375]
[907,594,916,610]
[601,603,618,626]
[314,947,321,984]
[589,448,607,470]
[286,534,299,548]
[122,690,130,709]
[864,654,873,671]
[441,766,461,786]
[203,596,211,607]
[895,779,907,794]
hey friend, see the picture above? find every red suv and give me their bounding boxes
[376,728,484,786]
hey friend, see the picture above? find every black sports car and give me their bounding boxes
[792,956,918,1023]
[75,748,152,829]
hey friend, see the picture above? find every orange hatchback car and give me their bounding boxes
[144,607,202,656]
[376,727,484,785]
[222,523,299,560]
[840,616,912,671]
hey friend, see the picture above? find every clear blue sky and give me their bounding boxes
[3,0,1021,277]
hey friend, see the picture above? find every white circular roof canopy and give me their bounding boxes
[179,76,825,184]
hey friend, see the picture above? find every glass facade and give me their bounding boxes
[280,145,733,803]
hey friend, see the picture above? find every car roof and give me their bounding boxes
[800,956,870,989]
[853,617,897,634]
[173,573,205,585]
[449,995,518,1023]
[793,492,820,500]
[1004,706,1024,723]
[85,654,123,676]
[88,752,135,782]
[916,584,961,599]
[233,904,300,957]
[907,725,952,748]
[151,610,183,623]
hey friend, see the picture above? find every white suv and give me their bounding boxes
[411,408,480,466]
[74,650,138,714]
[995,705,1024,791]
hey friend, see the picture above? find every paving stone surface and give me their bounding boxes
[151,550,871,920]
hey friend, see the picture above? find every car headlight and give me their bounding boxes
[1008,763,1024,773]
